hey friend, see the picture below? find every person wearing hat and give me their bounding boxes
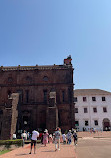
[43,129,49,146]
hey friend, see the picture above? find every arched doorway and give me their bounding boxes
[103,118,110,131]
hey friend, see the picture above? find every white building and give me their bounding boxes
[74,89,111,131]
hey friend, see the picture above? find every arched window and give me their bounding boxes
[7,90,11,98]
[0,110,3,115]
[23,116,28,125]
[43,90,47,103]
[43,76,48,81]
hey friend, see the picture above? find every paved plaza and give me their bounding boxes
[1,138,111,158]
[1,132,111,158]
[76,138,111,158]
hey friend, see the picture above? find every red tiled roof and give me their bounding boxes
[74,89,111,95]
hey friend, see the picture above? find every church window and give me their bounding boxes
[0,110,3,115]
[43,90,47,103]
[43,76,48,81]
[8,90,11,98]
[23,116,28,125]
[25,90,29,103]
[62,91,65,102]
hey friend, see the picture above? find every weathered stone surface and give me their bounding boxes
[0,93,19,140]
[0,57,75,138]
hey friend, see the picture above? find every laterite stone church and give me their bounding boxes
[0,56,75,139]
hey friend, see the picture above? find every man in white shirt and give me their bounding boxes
[21,130,27,147]
[13,133,17,140]
[29,130,39,154]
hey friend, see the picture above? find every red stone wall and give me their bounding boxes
[0,64,75,135]
[0,93,19,140]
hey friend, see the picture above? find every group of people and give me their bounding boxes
[62,129,78,145]
[21,127,78,154]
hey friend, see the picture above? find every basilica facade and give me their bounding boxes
[0,56,75,139]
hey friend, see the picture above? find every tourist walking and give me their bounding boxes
[43,129,49,146]
[52,133,55,143]
[29,129,39,154]
[55,127,61,151]
[21,130,27,147]
[27,132,30,140]
[67,130,72,144]
[62,133,66,144]
[73,131,78,145]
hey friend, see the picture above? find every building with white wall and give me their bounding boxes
[74,89,111,131]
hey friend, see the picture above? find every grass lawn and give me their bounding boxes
[0,150,11,155]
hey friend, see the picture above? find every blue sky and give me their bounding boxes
[0,0,111,91]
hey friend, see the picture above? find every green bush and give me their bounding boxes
[0,139,23,147]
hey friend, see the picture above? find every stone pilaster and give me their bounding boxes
[1,93,19,140]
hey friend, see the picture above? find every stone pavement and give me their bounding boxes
[75,138,111,158]
[1,131,110,158]
[78,131,111,138]
[0,143,77,158]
